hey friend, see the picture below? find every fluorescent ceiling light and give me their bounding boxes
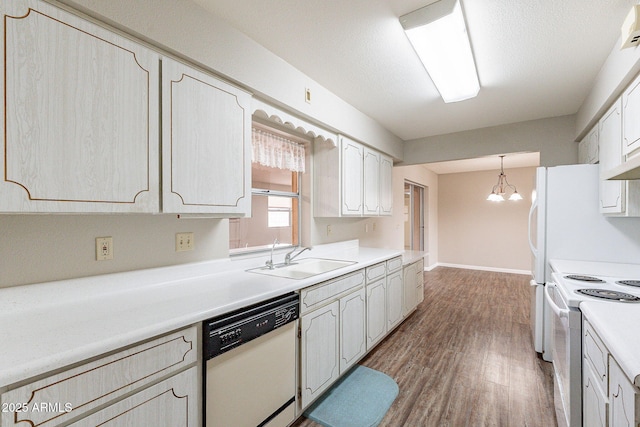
[400,0,480,103]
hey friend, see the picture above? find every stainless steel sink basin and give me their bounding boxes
[247,258,357,279]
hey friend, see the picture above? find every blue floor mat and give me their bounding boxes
[303,365,399,427]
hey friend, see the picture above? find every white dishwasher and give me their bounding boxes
[203,292,299,427]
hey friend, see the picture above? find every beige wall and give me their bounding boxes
[0,215,229,287]
[402,115,576,167]
[438,167,537,273]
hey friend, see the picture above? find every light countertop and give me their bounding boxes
[581,301,640,387]
[0,240,403,389]
[550,259,640,387]
[401,250,426,265]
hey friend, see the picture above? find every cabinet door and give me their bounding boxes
[300,301,339,408]
[584,362,608,427]
[162,59,251,215]
[579,125,599,164]
[339,289,366,374]
[363,147,380,215]
[609,357,638,427]
[0,0,160,213]
[366,280,387,350]
[623,72,640,158]
[416,262,424,305]
[599,99,625,214]
[69,367,198,427]
[1,326,197,427]
[379,154,393,215]
[402,263,417,316]
[341,137,363,216]
[386,270,403,330]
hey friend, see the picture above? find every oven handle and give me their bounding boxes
[544,282,569,319]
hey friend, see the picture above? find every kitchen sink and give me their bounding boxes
[247,258,357,279]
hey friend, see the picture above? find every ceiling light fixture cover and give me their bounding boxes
[400,0,480,103]
[487,155,523,202]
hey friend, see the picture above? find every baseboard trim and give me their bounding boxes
[434,263,531,276]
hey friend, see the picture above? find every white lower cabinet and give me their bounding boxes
[366,279,387,350]
[300,300,340,409]
[69,367,198,427]
[1,326,199,427]
[402,259,424,316]
[386,270,403,331]
[583,361,608,427]
[339,288,366,374]
[609,357,639,427]
[583,317,640,427]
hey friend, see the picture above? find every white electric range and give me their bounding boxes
[547,260,640,427]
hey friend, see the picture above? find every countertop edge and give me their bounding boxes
[0,243,402,388]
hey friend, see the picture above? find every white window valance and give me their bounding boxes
[252,127,306,173]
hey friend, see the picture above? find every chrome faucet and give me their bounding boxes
[265,238,279,269]
[284,246,312,265]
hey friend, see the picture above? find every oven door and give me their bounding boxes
[545,283,582,427]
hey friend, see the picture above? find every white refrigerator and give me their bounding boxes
[529,164,640,361]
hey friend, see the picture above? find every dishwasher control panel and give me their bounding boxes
[204,292,299,359]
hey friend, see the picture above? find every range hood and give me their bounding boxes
[602,156,640,180]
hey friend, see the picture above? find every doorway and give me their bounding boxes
[404,181,425,251]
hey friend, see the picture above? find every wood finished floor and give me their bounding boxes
[292,267,556,427]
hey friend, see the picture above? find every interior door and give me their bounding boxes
[404,181,425,251]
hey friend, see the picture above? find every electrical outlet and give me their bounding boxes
[327,225,332,236]
[305,87,312,104]
[176,232,194,252]
[96,237,113,261]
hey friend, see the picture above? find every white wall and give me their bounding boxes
[401,115,576,167]
[437,167,536,273]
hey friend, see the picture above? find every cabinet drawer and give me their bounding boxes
[68,366,199,427]
[366,262,386,283]
[301,270,365,313]
[1,326,197,427]
[386,256,402,273]
[583,319,609,393]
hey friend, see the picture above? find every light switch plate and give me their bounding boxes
[176,232,194,252]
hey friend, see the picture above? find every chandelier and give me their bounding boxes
[487,155,523,202]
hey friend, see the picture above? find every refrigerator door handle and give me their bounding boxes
[528,197,538,256]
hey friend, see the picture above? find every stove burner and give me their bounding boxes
[565,275,604,283]
[616,280,640,288]
[576,288,640,302]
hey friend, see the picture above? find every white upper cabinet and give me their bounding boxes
[579,125,599,165]
[161,59,251,215]
[363,147,380,215]
[599,100,625,214]
[379,154,393,215]
[0,0,160,213]
[599,99,640,217]
[314,135,392,217]
[623,72,640,159]
[341,137,365,216]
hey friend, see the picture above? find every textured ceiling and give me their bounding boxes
[193,0,636,142]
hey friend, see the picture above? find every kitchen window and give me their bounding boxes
[229,125,306,254]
